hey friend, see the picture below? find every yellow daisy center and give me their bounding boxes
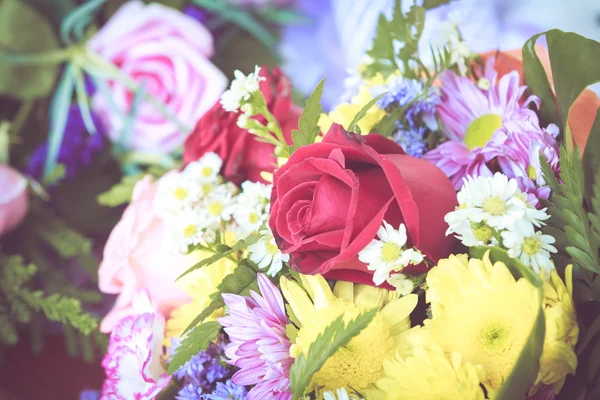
[471,222,493,243]
[527,165,537,180]
[381,242,402,263]
[292,301,393,392]
[248,212,260,224]
[522,237,541,255]
[202,166,213,177]
[483,196,507,216]
[183,224,197,237]
[202,183,213,194]
[209,202,224,216]
[266,241,279,255]
[174,187,188,201]
[464,114,503,150]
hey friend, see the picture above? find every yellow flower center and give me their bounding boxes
[183,224,197,237]
[202,183,213,195]
[522,237,541,255]
[528,165,537,180]
[249,212,260,224]
[209,202,224,216]
[464,114,503,150]
[266,241,279,255]
[483,196,507,216]
[471,222,493,243]
[174,187,189,201]
[202,166,213,177]
[381,242,402,263]
[480,321,511,350]
[292,301,393,392]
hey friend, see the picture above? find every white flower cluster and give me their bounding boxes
[358,221,424,289]
[220,65,265,112]
[445,173,557,274]
[154,153,272,257]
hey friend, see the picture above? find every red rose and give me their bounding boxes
[183,66,301,185]
[269,124,458,286]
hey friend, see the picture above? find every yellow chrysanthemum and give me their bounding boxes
[319,74,389,135]
[164,242,237,344]
[425,253,539,394]
[280,275,417,397]
[374,338,486,400]
[530,264,579,395]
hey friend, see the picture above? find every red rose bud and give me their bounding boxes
[183,66,301,185]
[269,124,458,286]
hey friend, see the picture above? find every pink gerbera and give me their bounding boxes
[219,273,292,400]
[101,312,170,400]
[424,57,559,200]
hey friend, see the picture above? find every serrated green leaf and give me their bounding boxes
[406,6,425,39]
[566,246,599,273]
[167,321,221,374]
[422,0,451,9]
[290,78,325,153]
[372,107,404,136]
[97,173,145,207]
[182,261,258,335]
[31,206,92,258]
[469,246,545,400]
[177,233,261,281]
[583,110,600,200]
[289,309,377,399]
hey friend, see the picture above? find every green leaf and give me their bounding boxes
[167,321,221,374]
[177,233,261,281]
[469,246,545,400]
[42,163,66,186]
[30,205,92,258]
[182,261,258,335]
[0,0,61,98]
[422,0,452,9]
[365,14,397,78]
[289,309,378,399]
[347,93,385,133]
[522,34,560,127]
[97,173,145,207]
[406,6,425,39]
[259,7,311,25]
[289,78,325,153]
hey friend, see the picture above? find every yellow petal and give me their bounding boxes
[280,276,316,325]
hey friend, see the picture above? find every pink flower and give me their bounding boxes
[101,311,170,399]
[424,57,559,200]
[0,164,28,236]
[98,175,192,333]
[88,0,227,154]
[219,273,292,400]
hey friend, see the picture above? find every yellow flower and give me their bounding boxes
[280,275,417,397]
[374,339,486,400]
[530,265,579,395]
[425,253,539,394]
[164,241,237,344]
[319,75,389,135]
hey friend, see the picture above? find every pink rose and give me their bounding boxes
[98,175,193,333]
[0,164,28,236]
[88,0,227,153]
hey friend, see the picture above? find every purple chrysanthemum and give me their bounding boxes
[424,56,559,200]
[219,273,292,400]
[204,380,248,400]
[27,104,106,181]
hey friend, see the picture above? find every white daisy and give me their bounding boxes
[238,181,272,204]
[220,66,265,112]
[386,273,417,296]
[502,224,557,274]
[248,229,289,276]
[154,172,201,219]
[476,173,526,230]
[165,207,211,254]
[358,221,424,286]
[233,203,268,239]
[202,184,236,229]
[513,192,551,228]
[183,152,223,184]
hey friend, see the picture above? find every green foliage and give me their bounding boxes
[422,0,452,8]
[289,78,325,153]
[522,30,600,154]
[183,260,258,335]
[347,93,384,133]
[364,0,452,83]
[167,321,221,374]
[469,247,545,400]
[289,309,377,399]
[97,173,145,207]
[0,0,61,99]
[177,233,261,281]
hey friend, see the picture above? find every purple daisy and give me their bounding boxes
[424,57,559,200]
[219,273,292,400]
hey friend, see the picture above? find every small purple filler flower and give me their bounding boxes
[204,380,248,400]
[219,273,292,400]
[27,105,105,181]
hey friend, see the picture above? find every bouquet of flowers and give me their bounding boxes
[3,0,600,399]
